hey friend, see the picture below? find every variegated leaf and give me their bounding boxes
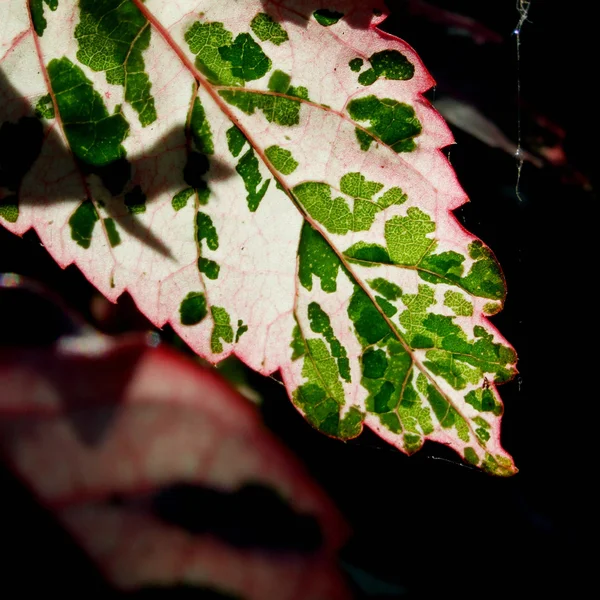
[0,0,517,474]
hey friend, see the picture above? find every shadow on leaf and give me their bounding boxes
[0,69,235,259]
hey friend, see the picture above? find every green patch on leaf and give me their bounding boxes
[368,278,402,300]
[424,382,469,442]
[198,257,220,280]
[103,217,121,247]
[313,9,344,26]
[293,334,362,439]
[268,70,292,93]
[211,306,233,353]
[484,301,501,316]
[0,196,19,223]
[348,287,389,346]
[293,179,382,235]
[124,185,146,214]
[344,242,391,265]
[219,33,272,82]
[376,296,397,317]
[47,58,129,167]
[196,211,219,251]
[359,50,414,87]
[355,128,375,152]
[226,125,247,157]
[236,148,271,212]
[444,290,473,316]
[340,172,384,200]
[220,90,303,127]
[190,97,214,155]
[69,200,99,249]
[251,13,289,45]
[349,58,364,72]
[464,447,479,465]
[34,94,54,119]
[362,348,388,379]
[265,145,298,175]
[172,188,194,211]
[298,222,343,293]
[482,453,515,477]
[465,387,503,416]
[378,187,407,208]
[308,302,351,382]
[385,207,435,265]
[185,21,243,86]
[290,324,306,360]
[29,0,58,37]
[74,0,156,126]
[179,292,207,326]
[347,95,422,152]
[236,319,248,342]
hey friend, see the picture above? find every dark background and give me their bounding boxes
[1,1,590,597]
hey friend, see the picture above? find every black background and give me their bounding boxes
[1,1,590,598]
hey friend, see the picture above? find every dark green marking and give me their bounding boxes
[359,50,414,86]
[103,217,121,247]
[347,95,422,152]
[124,185,146,214]
[198,257,220,280]
[465,387,503,416]
[29,0,58,36]
[290,324,305,360]
[211,306,233,353]
[190,97,214,154]
[35,94,54,119]
[172,187,194,211]
[362,348,388,379]
[220,90,303,127]
[313,9,344,26]
[48,57,129,167]
[268,70,292,93]
[298,222,342,293]
[358,69,377,86]
[349,58,364,72]
[308,302,351,382]
[367,278,402,300]
[348,288,389,345]
[219,33,272,82]
[75,0,156,126]
[226,125,247,157]
[185,21,243,86]
[355,128,374,151]
[69,200,99,249]
[265,145,298,175]
[235,319,248,343]
[196,211,219,251]
[376,296,397,317]
[344,242,392,265]
[236,148,271,212]
[250,13,289,45]
[179,292,207,326]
